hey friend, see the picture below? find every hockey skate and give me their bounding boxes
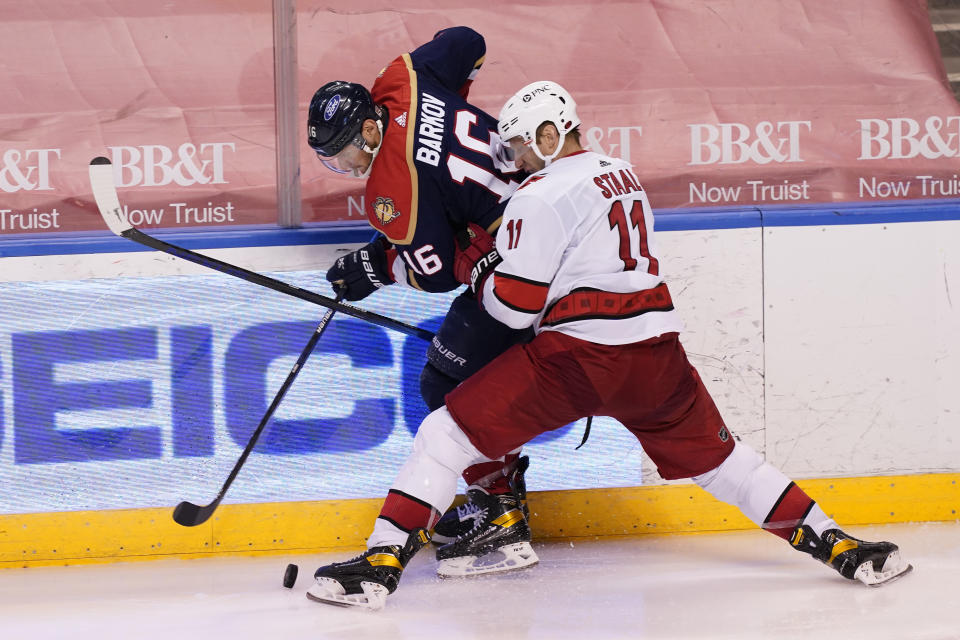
[433,455,530,544]
[790,525,912,587]
[306,528,430,610]
[435,488,538,578]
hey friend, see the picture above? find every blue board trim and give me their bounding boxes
[2,199,959,258]
[0,222,373,258]
[760,199,960,227]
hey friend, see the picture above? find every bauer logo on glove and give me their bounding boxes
[325,236,397,301]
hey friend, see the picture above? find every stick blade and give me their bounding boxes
[88,156,133,236]
[172,500,212,527]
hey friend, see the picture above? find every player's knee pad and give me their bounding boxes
[692,440,792,526]
[419,362,459,411]
[391,407,486,519]
[411,406,488,473]
[692,440,763,499]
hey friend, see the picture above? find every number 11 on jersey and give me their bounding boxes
[608,199,659,275]
[504,218,522,250]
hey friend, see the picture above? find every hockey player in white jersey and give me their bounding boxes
[307,80,911,610]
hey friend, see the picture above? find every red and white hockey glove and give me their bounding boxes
[454,223,502,296]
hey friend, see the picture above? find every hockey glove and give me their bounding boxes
[325,236,396,301]
[454,223,502,296]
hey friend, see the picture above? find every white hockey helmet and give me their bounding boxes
[498,81,580,165]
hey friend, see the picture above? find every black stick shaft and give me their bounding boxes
[123,228,434,342]
[173,302,341,526]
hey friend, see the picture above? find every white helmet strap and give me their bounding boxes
[352,118,383,179]
[531,123,565,167]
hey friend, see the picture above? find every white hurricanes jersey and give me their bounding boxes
[480,150,683,345]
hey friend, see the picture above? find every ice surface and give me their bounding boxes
[1,522,954,640]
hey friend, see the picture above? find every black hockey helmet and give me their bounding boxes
[307,81,378,158]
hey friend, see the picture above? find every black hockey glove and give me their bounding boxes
[325,236,396,301]
[454,223,502,296]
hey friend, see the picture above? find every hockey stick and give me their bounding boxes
[172,296,342,527]
[87,157,434,342]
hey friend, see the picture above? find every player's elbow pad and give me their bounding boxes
[504,312,537,330]
[483,297,536,331]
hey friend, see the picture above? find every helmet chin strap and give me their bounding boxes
[351,120,384,179]
[531,130,566,167]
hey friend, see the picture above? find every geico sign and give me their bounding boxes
[858,117,960,160]
[688,121,811,165]
[0,149,62,193]
[109,142,236,187]
[6,319,575,464]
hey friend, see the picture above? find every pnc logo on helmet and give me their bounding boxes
[522,85,551,102]
[324,95,342,121]
[373,196,400,225]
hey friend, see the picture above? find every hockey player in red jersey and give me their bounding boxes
[306,81,911,610]
[307,27,534,549]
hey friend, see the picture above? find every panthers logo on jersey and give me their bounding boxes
[373,196,401,225]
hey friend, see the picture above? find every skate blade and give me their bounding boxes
[305,577,389,610]
[854,550,914,587]
[430,533,456,545]
[437,541,539,578]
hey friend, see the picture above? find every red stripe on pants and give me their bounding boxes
[763,482,815,540]
[378,489,440,532]
[461,453,520,495]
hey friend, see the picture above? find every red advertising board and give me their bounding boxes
[299,0,960,220]
[0,0,956,237]
[0,0,277,235]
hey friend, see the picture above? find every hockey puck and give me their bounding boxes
[283,563,298,589]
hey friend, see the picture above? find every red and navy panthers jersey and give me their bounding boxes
[367,26,522,293]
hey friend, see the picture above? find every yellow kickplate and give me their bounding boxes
[1,472,956,568]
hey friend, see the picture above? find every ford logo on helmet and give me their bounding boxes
[324,95,342,121]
